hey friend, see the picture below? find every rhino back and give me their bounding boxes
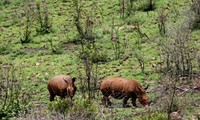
[48,75,67,92]
[100,77,139,99]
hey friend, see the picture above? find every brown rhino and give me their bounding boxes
[99,77,151,107]
[47,75,76,104]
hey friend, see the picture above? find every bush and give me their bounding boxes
[0,64,31,119]
[48,99,71,113]
[161,21,197,78]
[191,0,200,29]
[91,51,108,63]
[0,0,10,5]
[19,0,35,44]
[48,38,63,54]
[0,44,9,55]
[36,1,52,34]
[138,112,167,120]
[48,98,98,119]
[72,98,98,119]
[138,0,155,12]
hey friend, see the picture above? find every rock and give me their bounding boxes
[170,112,181,120]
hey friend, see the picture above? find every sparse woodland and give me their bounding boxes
[0,0,200,119]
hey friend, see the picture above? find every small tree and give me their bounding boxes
[119,0,135,18]
[119,0,126,19]
[111,17,122,60]
[20,0,34,44]
[191,0,200,29]
[157,10,168,36]
[132,39,145,73]
[156,75,179,120]
[48,37,63,54]
[0,64,31,119]
[2,0,10,5]
[73,0,103,100]
[145,0,155,11]
[36,0,52,34]
[160,21,197,78]
[166,78,178,120]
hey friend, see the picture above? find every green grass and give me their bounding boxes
[0,0,200,119]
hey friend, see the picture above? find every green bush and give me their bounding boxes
[138,112,167,120]
[0,0,10,6]
[72,98,98,119]
[138,0,155,12]
[79,48,108,63]
[48,99,71,113]
[48,98,98,119]
[0,64,31,119]
[91,51,108,63]
[48,39,63,54]
[36,1,52,34]
[0,44,9,55]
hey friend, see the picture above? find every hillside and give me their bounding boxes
[0,0,200,119]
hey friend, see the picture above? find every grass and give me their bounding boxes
[0,0,200,119]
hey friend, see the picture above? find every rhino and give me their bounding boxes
[47,75,76,105]
[99,77,151,107]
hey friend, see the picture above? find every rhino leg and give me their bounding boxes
[131,97,137,107]
[48,89,55,101]
[59,90,67,100]
[102,96,107,105]
[123,96,130,107]
[102,96,111,107]
[60,95,65,99]
[107,97,111,106]
[50,94,55,101]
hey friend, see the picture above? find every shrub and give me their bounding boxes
[91,51,108,63]
[138,0,155,12]
[0,64,31,119]
[48,99,71,113]
[0,0,10,5]
[160,21,197,78]
[157,9,168,36]
[138,112,167,120]
[48,38,63,54]
[79,49,108,63]
[72,98,97,113]
[36,1,52,34]
[19,0,34,44]
[72,0,102,99]
[191,0,200,29]
[0,44,10,55]
[48,98,98,119]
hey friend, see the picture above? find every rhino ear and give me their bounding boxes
[72,77,76,82]
[63,77,68,83]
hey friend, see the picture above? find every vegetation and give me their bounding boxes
[0,0,200,119]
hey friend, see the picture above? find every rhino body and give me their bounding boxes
[99,77,150,107]
[47,75,76,103]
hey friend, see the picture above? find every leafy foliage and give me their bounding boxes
[36,1,52,34]
[48,98,97,119]
[0,64,31,119]
[48,99,71,113]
